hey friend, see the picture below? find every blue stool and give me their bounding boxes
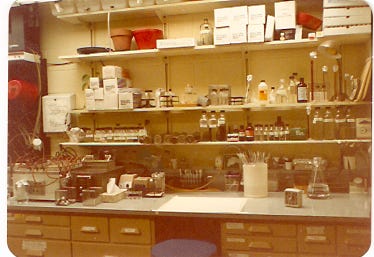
[151,239,217,257]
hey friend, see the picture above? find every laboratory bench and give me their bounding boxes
[7,192,371,257]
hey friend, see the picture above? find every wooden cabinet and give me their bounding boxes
[110,217,154,244]
[297,224,336,255]
[337,225,371,257]
[71,216,109,242]
[72,242,151,257]
[7,212,71,257]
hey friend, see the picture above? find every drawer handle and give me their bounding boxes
[81,226,99,233]
[120,227,140,235]
[25,216,42,223]
[25,229,43,237]
[305,235,329,244]
[248,241,272,250]
[248,225,271,234]
[345,239,368,246]
[25,250,44,257]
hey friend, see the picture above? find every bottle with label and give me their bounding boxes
[345,107,356,139]
[284,124,290,140]
[216,110,227,141]
[323,107,335,140]
[210,88,218,105]
[269,86,277,104]
[297,77,308,103]
[334,107,346,139]
[200,18,213,45]
[287,75,297,103]
[263,125,269,141]
[245,123,254,141]
[258,80,268,102]
[208,111,218,141]
[238,125,246,141]
[311,107,324,140]
[276,79,288,104]
[199,111,209,141]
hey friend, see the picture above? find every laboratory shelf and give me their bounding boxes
[70,101,370,114]
[60,139,371,147]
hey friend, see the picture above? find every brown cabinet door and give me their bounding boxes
[222,222,297,237]
[8,237,72,257]
[110,217,153,244]
[298,224,336,254]
[337,225,371,257]
[8,213,70,227]
[71,216,109,242]
[72,242,151,257]
[8,223,70,240]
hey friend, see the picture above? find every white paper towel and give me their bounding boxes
[243,163,268,197]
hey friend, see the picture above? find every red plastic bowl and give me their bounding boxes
[133,29,163,49]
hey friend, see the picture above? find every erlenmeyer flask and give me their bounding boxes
[307,157,330,199]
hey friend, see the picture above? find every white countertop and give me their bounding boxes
[7,192,371,220]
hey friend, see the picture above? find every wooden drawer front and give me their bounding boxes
[71,216,109,242]
[298,224,336,254]
[8,213,70,227]
[110,218,152,244]
[8,237,72,257]
[222,235,297,253]
[8,224,70,240]
[223,250,297,257]
[72,242,151,257]
[222,222,296,237]
[337,225,371,256]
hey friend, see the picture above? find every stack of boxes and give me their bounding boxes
[323,0,371,36]
[85,65,140,110]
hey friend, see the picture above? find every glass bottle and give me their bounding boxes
[334,107,346,140]
[323,107,335,140]
[287,75,297,103]
[276,79,288,104]
[345,107,356,139]
[208,111,218,141]
[284,124,290,140]
[210,88,218,105]
[200,18,213,45]
[238,125,246,141]
[216,110,227,141]
[297,77,308,103]
[263,125,269,141]
[199,111,209,141]
[311,107,324,140]
[269,86,277,104]
[245,123,254,141]
[307,157,330,199]
[258,80,268,102]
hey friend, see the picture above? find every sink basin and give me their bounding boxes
[156,196,246,213]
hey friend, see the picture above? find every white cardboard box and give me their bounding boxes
[104,93,118,110]
[85,88,95,100]
[230,24,247,44]
[118,92,134,109]
[274,1,296,30]
[42,93,76,133]
[103,78,119,94]
[230,6,248,25]
[86,99,95,110]
[248,24,264,42]
[89,77,100,89]
[248,4,266,25]
[95,99,105,110]
[323,0,368,8]
[265,15,275,41]
[94,88,104,100]
[214,8,231,28]
[214,27,231,45]
[156,38,196,48]
[102,65,122,79]
[323,6,371,17]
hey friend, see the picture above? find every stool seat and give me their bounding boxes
[151,239,217,257]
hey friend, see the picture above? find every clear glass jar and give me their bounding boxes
[199,18,213,45]
[307,157,330,199]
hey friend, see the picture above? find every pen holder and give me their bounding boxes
[243,163,268,198]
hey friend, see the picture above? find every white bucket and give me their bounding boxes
[243,163,268,197]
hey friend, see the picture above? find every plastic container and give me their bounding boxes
[128,0,154,8]
[156,0,185,5]
[101,0,128,10]
[50,0,76,16]
[133,29,163,49]
[110,28,133,51]
[243,163,268,198]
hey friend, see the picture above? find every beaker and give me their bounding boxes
[307,157,330,199]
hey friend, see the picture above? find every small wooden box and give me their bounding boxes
[100,190,126,203]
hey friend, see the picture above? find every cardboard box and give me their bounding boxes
[94,88,104,100]
[230,6,248,25]
[323,0,368,8]
[104,93,118,110]
[274,1,296,30]
[85,88,95,100]
[248,24,264,42]
[89,77,100,89]
[230,24,247,44]
[86,99,95,111]
[264,15,275,41]
[248,4,266,25]
[102,65,122,79]
[103,78,119,94]
[323,24,371,36]
[214,27,231,45]
[156,38,196,48]
[95,99,105,110]
[118,91,134,109]
[323,6,371,17]
[214,8,231,28]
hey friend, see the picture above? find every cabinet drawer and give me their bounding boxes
[8,213,70,227]
[8,237,72,257]
[71,216,109,242]
[72,241,151,257]
[223,250,297,257]
[110,217,153,244]
[222,235,297,253]
[298,224,336,254]
[222,222,296,237]
[337,225,371,256]
[8,223,70,240]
